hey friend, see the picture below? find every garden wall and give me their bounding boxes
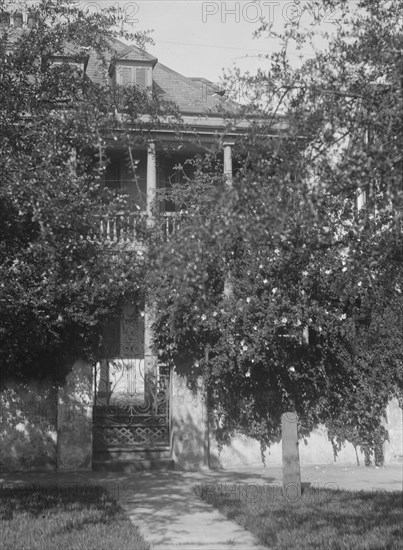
[0,360,93,472]
[171,372,209,470]
[0,379,58,471]
[170,374,403,469]
[1,367,400,471]
[211,398,403,468]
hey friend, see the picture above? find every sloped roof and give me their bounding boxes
[152,62,225,115]
[3,24,229,116]
[113,44,158,66]
[99,39,227,115]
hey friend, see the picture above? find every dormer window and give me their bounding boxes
[109,45,158,93]
[51,57,88,74]
[115,64,152,91]
[49,43,89,75]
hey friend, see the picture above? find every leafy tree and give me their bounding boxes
[148,0,403,464]
[0,0,175,382]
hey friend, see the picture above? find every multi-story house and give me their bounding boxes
[87,41,254,471]
[0,6,265,471]
[57,39,403,470]
[1,6,401,472]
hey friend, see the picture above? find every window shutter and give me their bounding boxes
[135,67,147,90]
[116,65,150,89]
[119,66,133,85]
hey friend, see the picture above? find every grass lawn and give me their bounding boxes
[193,482,403,549]
[0,484,150,550]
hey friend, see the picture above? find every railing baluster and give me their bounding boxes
[122,215,126,242]
[106,217,111,240]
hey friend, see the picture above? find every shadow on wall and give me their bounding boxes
[171,371,207,470]
[171,371,277,470]
[0,380,58,472]
[172,406,278,470]
[57,359,93,471]
[172,372,403,468]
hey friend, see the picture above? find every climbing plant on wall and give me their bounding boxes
[148,0,403,464]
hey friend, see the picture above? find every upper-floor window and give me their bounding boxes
[0,10,36,29]
[51,59,87,72]
[115,63,152,91]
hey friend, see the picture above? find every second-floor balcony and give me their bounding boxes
[99,212,182,245]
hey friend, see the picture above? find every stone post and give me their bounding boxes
[282,411,301,499]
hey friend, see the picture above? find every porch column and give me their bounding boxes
[147,141,157,224]
[223,141,234,296]
[223,142,233,186]
[145,141,158,405]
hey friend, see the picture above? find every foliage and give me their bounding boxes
[0,0,178,381]
[148,0,403,461]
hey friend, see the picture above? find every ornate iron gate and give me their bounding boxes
[93,302,171,449]
[93,359,171,448]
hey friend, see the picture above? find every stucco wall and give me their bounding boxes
[57,359,93,471]
[0,359,93,472]
[211,399,403,468]
[171,373,209,470]
[1,367,400,471]
[384,398,403,463]
[170,374,403,469]
[0,379,57,471]
[212,427,366,467]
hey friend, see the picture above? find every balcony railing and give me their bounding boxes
[99,213,146,243]
[99,212,183,244]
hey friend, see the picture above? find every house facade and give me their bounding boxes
[0,9,259,471]
[1,7,402,472]
[85,41,255,471]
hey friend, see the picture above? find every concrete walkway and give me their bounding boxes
[1,464,402,550]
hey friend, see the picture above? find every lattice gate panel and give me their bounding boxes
[93,362,171,449]
[93,423,169,447]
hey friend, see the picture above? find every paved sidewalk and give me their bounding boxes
[1,463,402,550]
[121,469,270,550]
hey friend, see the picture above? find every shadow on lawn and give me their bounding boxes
[0,485,117,521]
[0,469,278,548]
